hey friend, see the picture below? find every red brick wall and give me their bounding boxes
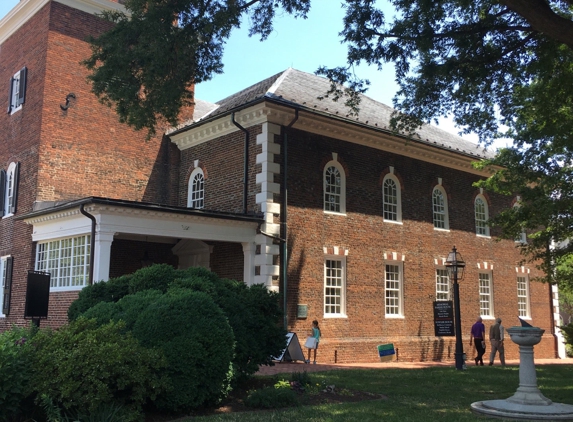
[179,126,262,214]
[208,241,244,281]
[281,128,555,363]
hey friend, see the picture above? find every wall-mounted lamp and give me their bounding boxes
[60,93,76,111]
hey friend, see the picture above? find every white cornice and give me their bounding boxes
[170,102,494,177]
[0,0,125,46]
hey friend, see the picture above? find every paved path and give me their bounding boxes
[256,358,572,376]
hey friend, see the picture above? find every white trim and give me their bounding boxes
[478,271,494,318]
[3,162,17,218]
[384,261,404,317]
[168,103,494,177]
[323,160,346,215]
[324,255,347,317]
[0,0,125,46]
[187,167,205,209]
[474,194,490,237]
[432,185,449,230]
[382,173,402,223]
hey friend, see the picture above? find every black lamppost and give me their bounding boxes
[445,246,466,370]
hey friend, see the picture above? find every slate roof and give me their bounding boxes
[177,68,493,159]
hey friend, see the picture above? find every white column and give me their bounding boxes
[242,242,256,286]
[92,231,114,282]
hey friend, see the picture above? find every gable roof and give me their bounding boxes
[174,68,492,159]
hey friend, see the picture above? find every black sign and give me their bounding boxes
[24,270,51,319]
[433,300,455,337]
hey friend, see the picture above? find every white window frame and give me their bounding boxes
[383,173,402,223]
[35,235,91,291]
[385,261,404,317]
[435,268,450,301]
[479,272,494,318]
[475,195,490,237]
[324,256,346,317]
[323,160,346,215]
[432,185,449,230]
[513,202,527,243]
[517,276,531,318]
[187,167,205,209]
[8,67,26,114]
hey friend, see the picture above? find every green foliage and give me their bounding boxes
[561,322,573,349]
[84,0,310,136]
[244,384,299,409]
[131,289,235,413]
[32,318,167,421]
[40,394,130,422]
[289,370,312,387]
[128,264,177,294]
[82,289,163,329]
[68,275,131,322]
[171,268,287,384]
[0,325,38,422]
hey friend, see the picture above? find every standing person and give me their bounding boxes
[305,320,321,364]
[469,317,486,366]
[489,317,506,366]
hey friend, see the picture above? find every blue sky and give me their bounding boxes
[0,0,485,143]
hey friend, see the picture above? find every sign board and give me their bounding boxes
[24,270,51,319]
[377,343,396,362]
[273,332,306,362]
[433,300,455,337]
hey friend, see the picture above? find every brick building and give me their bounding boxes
[0,0,563,363]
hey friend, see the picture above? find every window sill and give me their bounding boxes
[50,286,86,292]
[433,227,450,232]
[2,213,14,219]
[476,234,491,239]
[323,211,347,217]
[385,314,405,319]
[323,314,348,319]
[481,315,495,320]
[383,220,403,225]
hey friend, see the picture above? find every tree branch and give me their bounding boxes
[500,0,573,49]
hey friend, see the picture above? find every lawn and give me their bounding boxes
[183,364,573,421]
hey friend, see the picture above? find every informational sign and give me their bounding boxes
[24,270,51,322]
[273,332,306,362]
[377,343,396,362]
[433,300,455,337]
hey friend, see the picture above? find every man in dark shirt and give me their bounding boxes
[469,316,486,366]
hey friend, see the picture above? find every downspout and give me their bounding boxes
[232,112,249,214]
[282,110,299,330]
[80,203,96,285]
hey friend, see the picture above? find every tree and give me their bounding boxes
[86,0,573,285]
[84,0,310,137]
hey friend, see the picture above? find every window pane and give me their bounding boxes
[517,276,529,317]
[479,273,491,316]
[36,235,91,289]
[383,179,398,221]
[191,173,204,209]
[324,166,341,212]
[324,259,343,314]
[436,269,449,300]
[475,198,488,235]
[433,189,446,229]
[385,264,401,315]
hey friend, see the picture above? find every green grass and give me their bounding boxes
[188,364,573,421]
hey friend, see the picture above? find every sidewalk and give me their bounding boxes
[256,358,572,376]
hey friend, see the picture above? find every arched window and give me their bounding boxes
[323,160,346,214]
[383,173,402,222]
[432,185,449,230]
[474,195,490,236]
[187,168,205,209]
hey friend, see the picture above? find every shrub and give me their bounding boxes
[171,268,287,384]
[32,318,167,421]
[132,289,235,413]
[244,384,299,409]
[82,289,163,330]
[128,264,177,294]
[68,275,131,321]
[0,325,38,422]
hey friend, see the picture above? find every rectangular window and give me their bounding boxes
[8,67,27,114]
[479,272,493,317]
[517,276,530,318]
[385,263,403,316]
[436,269,450,301]
[324,258,345,316]
[35,235,90,290]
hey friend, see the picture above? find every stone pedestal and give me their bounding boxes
[471,326,573,420]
